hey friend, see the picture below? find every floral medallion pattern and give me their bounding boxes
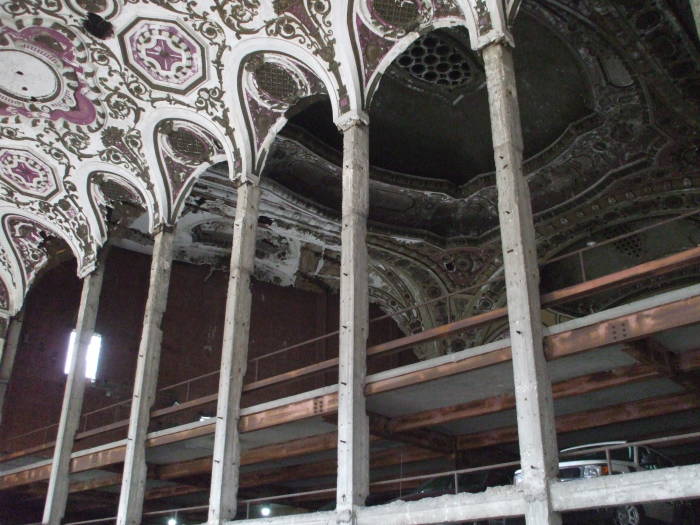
[0,20,104,129]
[0,148,58,199]
[119,18,207,94]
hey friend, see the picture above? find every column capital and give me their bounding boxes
[457,0,518,51]
[231,176,260,190]
[335,110,369,132]
[152,223,176,236]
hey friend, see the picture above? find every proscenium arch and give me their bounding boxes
[226,37,344,177]
[139,107,241,225]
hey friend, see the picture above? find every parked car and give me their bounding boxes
[506,441,695,525]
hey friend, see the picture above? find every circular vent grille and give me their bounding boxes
[254,62,299,104]
[373,0,420,31]
[396,34,473,87]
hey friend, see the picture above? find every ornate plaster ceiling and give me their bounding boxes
[0,0,697,360]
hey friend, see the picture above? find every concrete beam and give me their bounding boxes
[551,463,700,512]
[336,117,371,518]
[42,264,105,525]
[0,312,23,426]
[208,181,261,524]
[116,228,174,525]
[484,40,560,525]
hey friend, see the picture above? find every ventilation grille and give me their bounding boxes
[373,0,420,30]
[604,224,645,259]
[254,63,298,103]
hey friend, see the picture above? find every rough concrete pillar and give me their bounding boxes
[335,116,370,521]
[0,312,23,426]
[116,227,174,525]
[43,262,105,525]
[483,41,561,525]
[208,180,260,524]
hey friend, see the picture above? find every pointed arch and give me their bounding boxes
[71,161,158,242]
[139,107,239,225]
[0,208,86,313]
[224,37,343,177]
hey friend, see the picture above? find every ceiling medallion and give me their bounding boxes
[0,23,100,127]
[0,148,59,199]
[119,18,207,94]
[246,55,311,110]
[360,0,434,39]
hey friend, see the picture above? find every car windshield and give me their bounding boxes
[561,445,634,462]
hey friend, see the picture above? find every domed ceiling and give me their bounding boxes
[0,0,697,358]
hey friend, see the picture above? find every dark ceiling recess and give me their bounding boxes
[83,13,113,39]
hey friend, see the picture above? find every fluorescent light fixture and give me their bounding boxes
[64,330,102,381]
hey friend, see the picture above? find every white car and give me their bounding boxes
[508,442,695,525]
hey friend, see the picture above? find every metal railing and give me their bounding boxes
[4,209,700,456]
[54,430,700,525]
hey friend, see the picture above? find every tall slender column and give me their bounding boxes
[692,0,700,38]
[208,180,260,524]
[0,312,23,426]
[335,116,370,521]
[483,41,561,525]
[117,227,174,525]
[43,263,105,525]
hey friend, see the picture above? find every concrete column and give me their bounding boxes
[0,312,23,426]
[692,0,700,38]
[43,263,105,525]
[335,116,370,521]
[483,42,561,525]
[208,180,260,524]
[116,227,174,525]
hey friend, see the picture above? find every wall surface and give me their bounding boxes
[0,247,407,453]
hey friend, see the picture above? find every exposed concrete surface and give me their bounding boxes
[209,181,261,524]
[117,229,175,524]
[551,463,700,511]
[43,265,104,524]
[336,119,371,515]
[0,314,23,427]
[484,40,560,525]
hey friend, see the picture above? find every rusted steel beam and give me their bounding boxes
[366,246,700,358]
[4,248,698,465]
[3,298,699,492]
[625,341,700,394]
[456,392,700,450]
[390,362,661,432]
[540,246,700,306]
[370,294,700,395]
